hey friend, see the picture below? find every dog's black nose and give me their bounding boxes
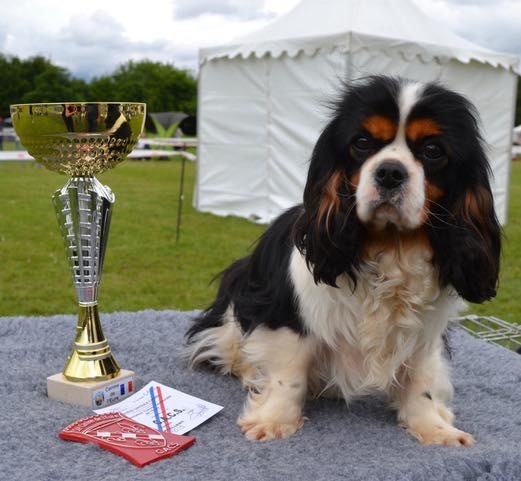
[375,161,408,189]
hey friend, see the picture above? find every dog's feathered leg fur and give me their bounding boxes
[390,345,474,446]
[237,327,313,441]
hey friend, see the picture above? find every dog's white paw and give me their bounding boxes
[238,416,304,441]
[435,404,455,424]
[407,423,474,446]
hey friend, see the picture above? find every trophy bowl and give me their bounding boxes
[10,102,146,176]
[10,102,146,404]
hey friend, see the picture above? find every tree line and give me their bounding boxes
[0,53,519,127]
[0,55,197,119]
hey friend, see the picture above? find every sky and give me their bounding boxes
[0,0,519,79]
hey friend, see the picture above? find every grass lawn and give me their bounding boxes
[472,160,521,322]
[0,159,263,316]
[0,158,520,322]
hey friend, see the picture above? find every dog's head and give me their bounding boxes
[294,76,501,303]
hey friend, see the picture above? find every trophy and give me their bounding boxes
[10,102,146,408]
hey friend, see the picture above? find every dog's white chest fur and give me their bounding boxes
[290,246,457,398]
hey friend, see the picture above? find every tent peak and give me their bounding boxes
[200,0,518,71]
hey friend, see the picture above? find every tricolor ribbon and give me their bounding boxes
[149,385,171,433]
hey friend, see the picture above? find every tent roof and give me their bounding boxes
[200,0,519,71]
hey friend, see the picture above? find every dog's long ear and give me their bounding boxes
[428,152,501,303]
[293,119,364,287]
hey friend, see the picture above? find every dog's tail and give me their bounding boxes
[183,258,248,373]
[185,292,230,342]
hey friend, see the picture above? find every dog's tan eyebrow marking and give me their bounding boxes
[361,115,397,141]
[406,118,441,142]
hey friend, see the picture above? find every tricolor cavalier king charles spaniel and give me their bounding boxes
[185,76,501,446]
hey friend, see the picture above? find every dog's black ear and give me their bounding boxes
[428,161,501,304]
[293,119,364,287]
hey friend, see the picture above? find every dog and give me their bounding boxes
[185,76,501,445]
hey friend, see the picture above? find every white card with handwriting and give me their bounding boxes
[94,380,223,434]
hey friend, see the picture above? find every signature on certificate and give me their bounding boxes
[186,403,209,421]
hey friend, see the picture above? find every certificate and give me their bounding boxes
[94,380,223,434]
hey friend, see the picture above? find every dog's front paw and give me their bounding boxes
[238,416,304,441]
[407,423,474,446]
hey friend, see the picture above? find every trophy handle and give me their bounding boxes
[53,177,120,381]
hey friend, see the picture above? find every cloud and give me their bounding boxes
[173,0,273,20]
[452,4,521,57]
[0,21,7,50]
[1,0,519,81]
[443,0,499,4]
[1,0,287,78]
[56,11,174,78]
[60,11,128,49]
[414,0,521,59]
[6,10,184,79]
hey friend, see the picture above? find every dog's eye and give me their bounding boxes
[423,142,444,160]
[352,136,373,152]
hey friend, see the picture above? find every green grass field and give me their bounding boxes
[0,159,263,315]
[0,158,519,322]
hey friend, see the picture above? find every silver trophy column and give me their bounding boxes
[53,177,119,381]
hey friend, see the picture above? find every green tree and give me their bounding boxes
[88,75,117,101]
[0,55,89,117]
[0,55,51,117]
[0,55,197,121]
[22,64,84,103]
[107,60,197,114]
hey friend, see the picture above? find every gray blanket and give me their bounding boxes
[1,310,520,481]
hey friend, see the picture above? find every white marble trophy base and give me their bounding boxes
[47,369,136,409]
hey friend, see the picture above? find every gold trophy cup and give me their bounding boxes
[10,102,146,407]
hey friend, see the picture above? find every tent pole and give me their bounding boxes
[176,155,186,244]
[503,72,518,225]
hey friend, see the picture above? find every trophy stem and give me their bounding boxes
[53,176,120,382]
[63,304,120,381]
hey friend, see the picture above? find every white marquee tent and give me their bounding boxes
[195,0,519,224]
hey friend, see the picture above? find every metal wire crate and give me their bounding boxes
[455,315,521,352]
